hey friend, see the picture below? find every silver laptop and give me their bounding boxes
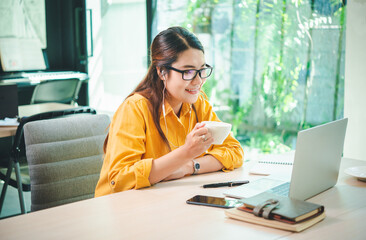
[224,118,348,201]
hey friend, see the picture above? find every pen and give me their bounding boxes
[202,180,249,188]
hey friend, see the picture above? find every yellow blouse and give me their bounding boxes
[95,93,244,197]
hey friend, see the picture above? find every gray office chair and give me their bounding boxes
[30,78,82,105]
[0,107,97,214]
[23,114,109,211]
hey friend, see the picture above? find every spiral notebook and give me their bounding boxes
[249,152,294,176]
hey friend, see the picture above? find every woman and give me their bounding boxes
[95,26,244,197]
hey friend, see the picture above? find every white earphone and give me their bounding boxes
[160,67,193,149]
[162,70,166,116]
[162,102,166,116]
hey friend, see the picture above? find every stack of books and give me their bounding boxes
[225,192,325,232]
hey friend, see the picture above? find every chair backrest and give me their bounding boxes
[30,78,81,105]
[11,107,97,162]
[23,114,110,211]
[8,107,97,192]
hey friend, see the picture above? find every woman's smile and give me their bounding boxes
[185,87,200,94]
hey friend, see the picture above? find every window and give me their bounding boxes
[152,0,346,154]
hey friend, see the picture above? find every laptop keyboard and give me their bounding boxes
[267,182,290,196]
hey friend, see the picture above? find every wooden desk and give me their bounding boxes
[0,157,365,240]
[0,103,76,138]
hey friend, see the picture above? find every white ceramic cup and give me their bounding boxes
[202,121,232,145]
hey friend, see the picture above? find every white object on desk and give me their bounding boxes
[249,152,294,176]
[0,117,19,126]
[249,159,293,175]
[344,166,366,182]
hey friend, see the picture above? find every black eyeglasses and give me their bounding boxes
[165,64,213,81]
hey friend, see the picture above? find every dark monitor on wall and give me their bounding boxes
[0,84,18,119]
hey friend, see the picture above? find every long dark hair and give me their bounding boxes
[104,26,204,152]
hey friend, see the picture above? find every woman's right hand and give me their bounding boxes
[181,122,214,159]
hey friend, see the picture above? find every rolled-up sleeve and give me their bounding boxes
[106,98,153,192]
[206,132,244,171]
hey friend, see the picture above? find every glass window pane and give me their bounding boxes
[153,0,346,155]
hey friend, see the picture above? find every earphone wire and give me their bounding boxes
[162,78,192,149]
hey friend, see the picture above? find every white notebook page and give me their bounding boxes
[249,151,294,176]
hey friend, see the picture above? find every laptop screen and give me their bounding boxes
[0,84,19,119]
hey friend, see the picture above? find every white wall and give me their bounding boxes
[344,0,366,161]
[87,1,147,115]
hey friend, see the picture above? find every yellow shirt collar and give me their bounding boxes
[161,101,191,119]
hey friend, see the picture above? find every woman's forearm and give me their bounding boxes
[148,147,192,184]
[195,154,223,174]
[161,153,224,182]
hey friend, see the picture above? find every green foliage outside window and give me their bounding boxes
[154,0,346,154]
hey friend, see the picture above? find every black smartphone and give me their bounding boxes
[186,195,243,209]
